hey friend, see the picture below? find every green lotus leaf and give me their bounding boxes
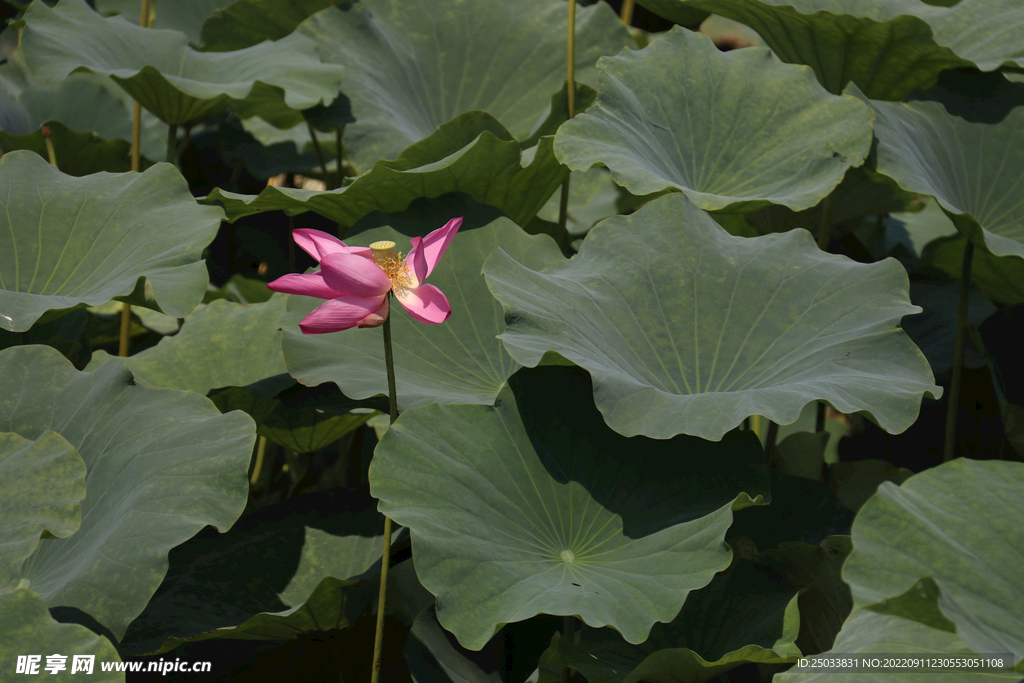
[369,365,769,650]
[117,490,387,655]
[827,460,913,514]
[257,406,376,454]
[842,459,1024,659]
[634,0,709,27]
[94,0,233,45]
[729,470,853,551]
[553,27,872,213]
[901,279,996,374]
[543,554,802,683]
[404,604,510,683]
[0,152,221,333]
[650,0,1024,101]
[21,0,345,127]
[884,199,958,263]
[770,431,828,481]
[203,112,568,230]
[757,537,854,657]
[0,345,255,640]
[850,85,1024,262]
[484,192,940,440]
[775,610,1022,682]
[0,588,123,682]
[0,431,86,592]
[745,167,920,237]
[0,70,167,172]
[200,0,335,52]
[95,296,289,395]
[537,167,623,239]
[295,0,632,170]
[921,235,1024,307]
[0,121,135,176]
[281,210,564,410]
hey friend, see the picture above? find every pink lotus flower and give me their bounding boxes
[268,218,463,333]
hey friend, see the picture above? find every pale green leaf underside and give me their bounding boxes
[484,193,940,440]
[370,366,768,650]
[843,459,1024,658]
[21,0,344,126]
[553,27,873,213]
[0,151,221,332]
[0,345,255,640]
[850,85,1024,262]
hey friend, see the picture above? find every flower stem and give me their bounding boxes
[120,0,151,358]
[943,239,974,462]
[557,0,578,248]
[620,0,635,24]
[371,296,398,683]
[166,123,178,164]
[307,122,335,190]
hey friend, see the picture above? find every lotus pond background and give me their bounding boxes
[1,0,1023,681]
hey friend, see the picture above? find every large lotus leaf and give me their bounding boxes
[0,588,123,682]
[258,406,376,453]
[94,0,233,45]
[0,431,86,592]
[369,365,769,650]
[200,0,335,52]
[554,27,872,213]
[649,0,1024,101]
[296,0,632,170]
[405,605,503,683]
[842,459,1024,659]
[921,235,1024,307]
[0,152,221,333]
[0,121,135,176]
[117,489,387,655]
[745,167,920,237]
[775,610,1022,682]
[93,296,289,395]
[758,537,854,657]
[0,345,255,640]
[542,554,802,683]
[851,85,1024,263]
[281,210,564,410]
[204,112,568,230]
[0,71,166,171]
[884,199,958,263]
[484,192,940,440]
[20,0,345,127]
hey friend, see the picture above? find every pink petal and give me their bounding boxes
[293,228,372,262]
[267,271,342,300]
[320,251,392,298]
[407,217,462,283]
[298,295,387,334]
[357,296,389,328]
[395,283,451,324]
